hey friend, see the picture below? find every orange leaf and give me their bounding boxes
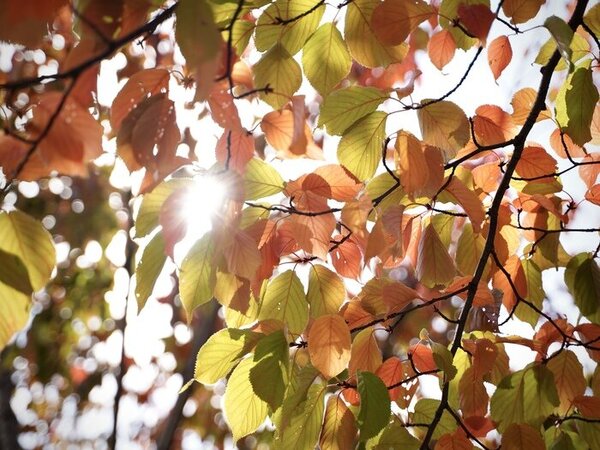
[472,162,501,193]
[428,30,456,70]
[492,255,527,311]
[394,130,429,199]
[501,423,545,450]
[573,395,600,419]
[372,0,436,46]
[445,177,486,233]
[348,328,382,375]
[308,314,352,379]
[462,338,498,379]
[416,223,456,288]
[435,431,473,450]
[342,299,375,331]
[331,236,363,279]
[472,105,515,146]
[360,277,420,316]
[579,153,600,188]
[585,184,600,206]
[215,129,255,173]
[110,68,170,130]
[459,367,488,418]
[208,88,242,131]
[502,0,545,24]
[511,87,550,125]
[575,323,600,362]
[488,35,512,81]
[376,357,417,405]
[222,229,261,280]
[319,395,358,450]
[458,4,495,42]
[289,212,336,260]
[409,342,436,373]
[515,146,557,180]
[313,165,363,201]
[549,128,587,158]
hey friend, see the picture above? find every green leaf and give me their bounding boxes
[135,178,192,238]
[319,87,388,136]
[417,100,470,160]
[194,328,260,384]
[535,33,589,70]
[372,420,420,450]
[565,253,600,324]
[302,23,352,96]
[365,172,405,215]
[275,382,327,449]
[179,234,216,321]
[490,364,559,432]
[243,158,286,200]
[255,0,325,55]
[254,44,302,109]
[0,249,32,296]
[0,210,55,291]
[307,264,346,318]
[577,421,600,449]
[514,259,544,327]
[258,270,308,334]
[357,371,391,441]
[273,364,320,431]
[338,112,387,181]
[431,342,457,381]
[135,232,166,310]
[543,16,574,67]
[412,398,456,439]
[250,330,289,410]
[555,60,599,146]
[224,357,269,442]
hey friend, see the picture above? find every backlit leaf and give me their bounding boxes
[371,0,435,46]
[565,253,600,324]
[416,224,456,288]
[243,158,285,200]
[417,100,470,160]
[502,423,545,450]
[394,130,429,199]
[135,232,166,310]
[249,330,289,410]
[349,328,382,375]
[254,44,302,109]
[258,270,308,335]
[428,30,456,70]
[345,0,408,68]
[488,35,513,81]
[307,265,346,318]
[502,0,545,24]
[544,16,574,66]
[179,234,217,321]
[302,23,351,96]
[515,146,557,181]
[223,357,269,441]
[435,431,473,450]
[319,395,357,450]
[412,399,456,439]
[547,349,586,414]
[308,314,351,379]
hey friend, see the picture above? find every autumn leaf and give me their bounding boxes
[308,314,351,379]
[488,36,513,81]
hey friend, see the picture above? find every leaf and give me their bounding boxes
[376,357,416,405]
[515,146,557,180]
[302,23,352,96]
[261,109,313,158]
[319,87,388,136]
[511,87,548,125]
[502,423,545,450]
[428,30,456,70]
[308,314,351,379]
[135,232,166,310]
[555,61,599,146]
[254,44,302,109]
[276,382,327,449]
[547,350,586,414]
[0,210,55,291]
[502,0,545,24]
[445,177,486,233]
[0,249,33,296]
[0,0,65,47]
[179,234,216,321]
[307,265,346,318]
[319,395,358,450]
[456,224,485,276]
[135,178,193,237]
[249,330,289,410]
[513,259,544,327]
[544,16,574,66]
[586,184,600,206]
[565,253,600,324]
[373,420,420,449]
[360,277,419,316]
[357,371,391,440]
[394,130,429,199]
[416,223,456,288]
[459,367,488,417]
[432,342,457,381]
[371,0,436,46]
[255,0,325,55]
[223,357,269,442]
[458,4,495,42]
[573,395,600,419]
[492,255,527,312]
[412,399,456,439]
[258,270,308,335]
[417,100,470,160]
[349,328,383,375]
[223,229,261,280]
[288,211,336,260]
[215,128,255,173]
[473,104,515,146]
[0,283,30,352]
[110,68,170,130]
[194,328,260,384]
[243,158,285,200]
[435,431,473,450]
[487,35,513,81]
[344,0,408,68]
[490,364,560,432]
[175,0,221,101]
[338,112,388,181]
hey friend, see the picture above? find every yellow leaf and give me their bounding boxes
[307,265,346,318]
[394,130,429,199]
[319,395,357,450]
[254,44,302,109]
[243,158,285,200]
[417,100,470,160]
[349,328,382,375]
[258,271,308,335]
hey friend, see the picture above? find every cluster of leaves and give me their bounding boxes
[1,0,600,448]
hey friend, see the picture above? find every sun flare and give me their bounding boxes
[182,175,227,240]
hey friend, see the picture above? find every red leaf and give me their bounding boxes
[215,129,254,173]
[208,88,242,131]
[458,4,495,42]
